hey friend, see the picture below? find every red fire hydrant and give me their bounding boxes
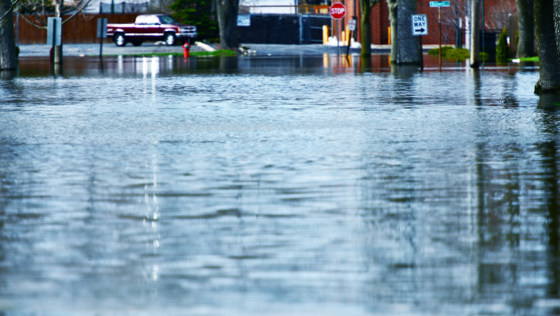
[183,42,190,58]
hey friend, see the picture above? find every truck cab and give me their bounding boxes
[107,14,197,47]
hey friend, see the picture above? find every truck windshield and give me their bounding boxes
[158,16,179,24]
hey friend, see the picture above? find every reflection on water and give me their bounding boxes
[0,55,558,315]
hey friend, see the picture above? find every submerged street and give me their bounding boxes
[1,55,559,315]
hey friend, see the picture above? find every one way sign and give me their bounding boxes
[411,14,428,36]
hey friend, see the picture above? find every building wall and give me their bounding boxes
[370,1,390,44]
[14,14,138,44]
[364,0,516,45]
[15,0,518,46]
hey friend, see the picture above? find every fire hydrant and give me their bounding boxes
[183,42,190,58]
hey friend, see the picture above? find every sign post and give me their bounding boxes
[430,1,450,68]
[411,14,428,71]
[346,18,356,58]
[330,3,346,56]
[97,18,108,59]
[47,17,62,64]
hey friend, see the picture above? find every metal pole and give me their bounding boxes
[337,19,340,56]
[51,18,56,64]
[419,35,423,71]
[438,7,442,68]
[353,0,356,40]
[346,30,352,57]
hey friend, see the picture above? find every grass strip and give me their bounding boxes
[104,50,237,57]
[427,46,489,61]
[514,56,539,62]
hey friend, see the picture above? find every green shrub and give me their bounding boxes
[496,26,509,62]
[427,46,490,62]
[428,46,471,60]
[428,46,454,56]
[446,48,470,60]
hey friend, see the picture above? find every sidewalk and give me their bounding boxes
[241,43,444,56]
[18,43,204,57]
[18,43,447,57]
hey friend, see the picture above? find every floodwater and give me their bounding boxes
[1,54,560,316]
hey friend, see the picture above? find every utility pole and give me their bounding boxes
[429,1,450,68]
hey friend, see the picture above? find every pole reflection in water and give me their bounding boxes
[0,55,557,315]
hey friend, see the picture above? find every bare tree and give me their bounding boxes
[487,0,516,29]
[1,0,18,70]
[516,0,534,57]
[148,0,172,13]
[533,0,560,94]
[18,0,94,30]
[441,0,467,45]
[216,0,238,49]
[0,0,19,21]
[359,0,380,56]
[15,0,94,63]
[387,0,421,64]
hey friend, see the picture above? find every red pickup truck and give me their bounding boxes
[107,14,197,47]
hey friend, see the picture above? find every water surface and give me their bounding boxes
[1,55,560,316]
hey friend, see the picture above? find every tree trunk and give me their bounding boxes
[555,0,560,51]
[470,0,480,68]
[216,0,239,50]
[395,0,420,64]
[360,1,372,56]
[0,0,17,70]
[534,0,560,94]
[516,0,535,57]
[387,0,420,64]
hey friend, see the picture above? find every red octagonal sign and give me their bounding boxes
[330,3,346,20]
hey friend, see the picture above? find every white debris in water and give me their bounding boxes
[325,36,362,49]
[534,300,560,308]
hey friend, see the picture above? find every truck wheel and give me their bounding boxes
[131,40,143,46]
[164,33,176,46]
[114,33,126,47]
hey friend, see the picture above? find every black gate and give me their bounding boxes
[300,15,330,44]
[238,15,301,44]
[237,14,331,44]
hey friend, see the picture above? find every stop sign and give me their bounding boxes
[329,3,346,20]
